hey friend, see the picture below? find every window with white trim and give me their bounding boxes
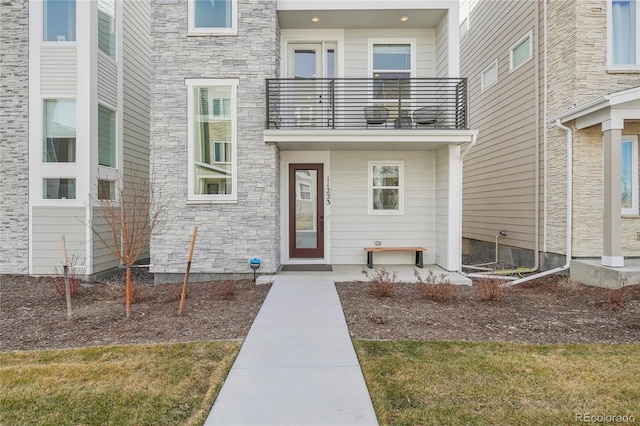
[481,60,498,92]
[43,99,76,162]
[608,0,640,70]
[43,0,76,41]
[97,179,116,200]
[621,135,639,215]
[98,104,116,168]
[98,0,116,59]
[509,31,532,72]
[44,178,76,199]
[368,161,404,215]
[187,79,238,201]
[188,0,237,36]
[371,42,413,100]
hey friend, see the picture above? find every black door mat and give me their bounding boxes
[280,264,333,272]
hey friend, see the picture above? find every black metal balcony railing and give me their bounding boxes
[266,78,467,130]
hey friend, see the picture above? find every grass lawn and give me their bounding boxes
[355,340,640,426]
[0,341,239,426]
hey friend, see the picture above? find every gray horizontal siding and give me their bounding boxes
[32,206,87,274]
[40,45,77,94]
[97,52,117,106]
[91,207,121,272]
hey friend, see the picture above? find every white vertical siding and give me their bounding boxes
[329,150,436,265]
[32,207,87,274]
[97,53,118,106]
[343,28,436,78]
[40,45,77,94]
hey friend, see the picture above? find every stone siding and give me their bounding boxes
[149,0,280,275]
[0,1,29,274]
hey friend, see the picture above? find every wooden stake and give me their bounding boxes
[60,235,72,320]
[178,226,198,315]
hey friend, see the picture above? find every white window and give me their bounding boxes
[186,79,238,202]
[509,31,533,72]
[188,0,237,36]
[43,0,75,41]
[481,60,498,92]
[44,178,76,199]
[43,99,76,163]
[368,161,404,215]
[98,105,116,168]
[370,41,415,101]
[621,135,639,215]
[97,179,116,200]
[608,0,640,70]
[98,0,116,59]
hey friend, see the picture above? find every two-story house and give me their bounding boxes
[460,0,640,287]
[0,0,150,276]
[149,0,478,283]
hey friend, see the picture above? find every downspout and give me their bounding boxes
[459,132,477,276]
[506,119,572,286]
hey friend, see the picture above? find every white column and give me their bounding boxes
[601,120,624,267]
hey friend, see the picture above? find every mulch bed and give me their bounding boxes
[1,270,639,352]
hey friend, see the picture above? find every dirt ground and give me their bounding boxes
[1,269,639,352]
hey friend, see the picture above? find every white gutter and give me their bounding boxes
[459,132,477,276]
[505,119,572,286]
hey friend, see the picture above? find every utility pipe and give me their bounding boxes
[458,132,478,275]
[505,119,573,286]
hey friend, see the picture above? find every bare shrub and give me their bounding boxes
[53,256,83,298]
[475,278,508,302]
[415,270,457,303]
[362,267,398,299]
[212,281,236,301]
[129,284,147,304]
[604,287,630,310]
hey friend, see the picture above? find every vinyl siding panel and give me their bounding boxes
[329,151,436,265]
[435,14,448,77]
[91,207,120,272]
[32,207,86,274]
[343,28,436,78]
[460,0,538,251]
[435,146,449,266]
[40,45,77,94]
[97,52,117,106]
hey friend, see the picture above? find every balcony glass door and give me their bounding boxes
[287,43,336,128]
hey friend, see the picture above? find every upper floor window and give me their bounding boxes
[188,0,237,36]
[481,59,498,92]
[186,79,238,202]
[609,0,640,70]
[98,0,116,59]
[621,136,639,215]
[509,31,532,72]
[43,0,76,41]
[370,42,414,100]
[43,99,76,163]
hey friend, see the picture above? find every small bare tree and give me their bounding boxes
[91,173,172,318]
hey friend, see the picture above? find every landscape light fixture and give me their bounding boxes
[249,258,261,282]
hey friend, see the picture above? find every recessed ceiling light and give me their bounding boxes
[400,16,409,22]
[312,17,319,22]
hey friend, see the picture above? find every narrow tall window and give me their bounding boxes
[187,79,238,201]
[43,99,76,163]
[610,0,639,67]
[43,0,76,41]
[509,31,533,72]
[98,105,116,168]
[481,60,498,92]
[621,136,639,215]
[98,0,116,58]
[188,0,237,35]
[372,43,412,100]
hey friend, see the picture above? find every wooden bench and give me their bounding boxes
[364,247,427,269]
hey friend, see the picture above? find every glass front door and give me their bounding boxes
[289,164,324,258]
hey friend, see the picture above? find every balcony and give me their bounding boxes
[266,78,468,131]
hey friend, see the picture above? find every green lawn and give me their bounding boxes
[0,341,239,426]
[355,340,640,426]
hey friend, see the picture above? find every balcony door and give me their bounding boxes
[289,164,324,259]
[287,43,336,128]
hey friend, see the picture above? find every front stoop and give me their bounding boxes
[570,258,640,288]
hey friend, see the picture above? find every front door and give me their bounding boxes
[289,164,324,258]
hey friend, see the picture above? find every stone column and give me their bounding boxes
[602,121,623,267]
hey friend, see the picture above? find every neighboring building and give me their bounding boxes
[0,0,150,276]
[460,0,640,287]
[150,0,478,282]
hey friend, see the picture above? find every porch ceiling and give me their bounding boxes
[264,129,478,151]
[277,9,447,29]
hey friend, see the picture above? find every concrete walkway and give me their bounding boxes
[204,278,379,426]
